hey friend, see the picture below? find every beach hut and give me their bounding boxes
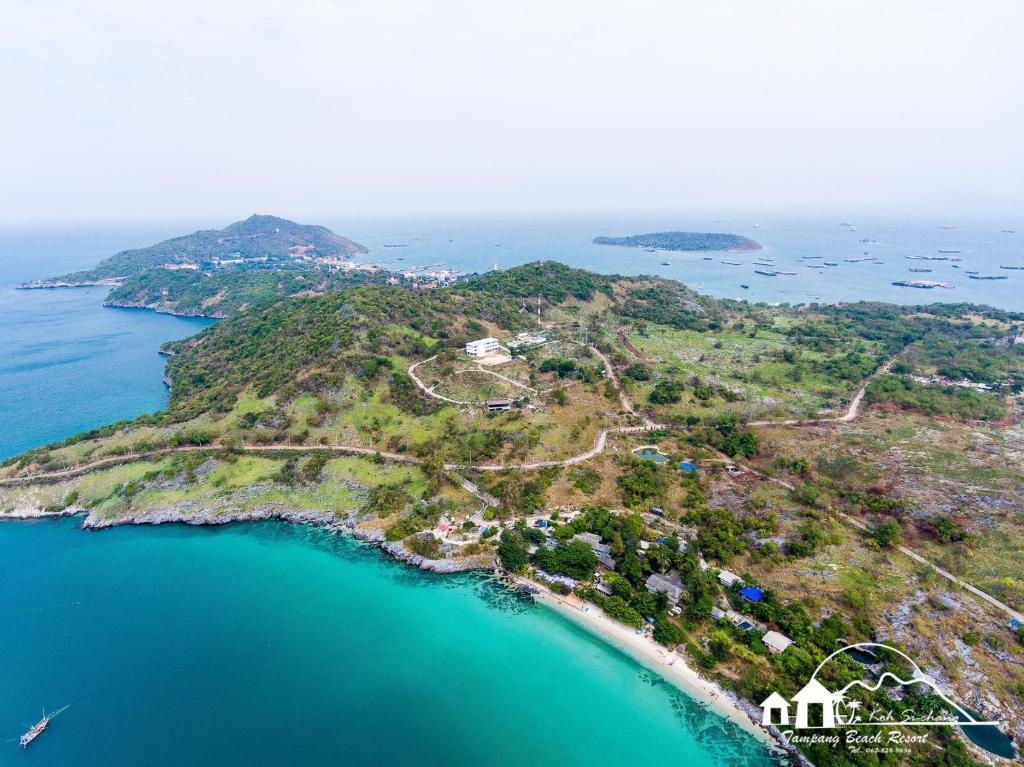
[645,573,686,605]
[760,692,791,726]
[718,570,742,588]
[762,630,794,655]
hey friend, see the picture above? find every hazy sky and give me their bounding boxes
[1,0,1021,223]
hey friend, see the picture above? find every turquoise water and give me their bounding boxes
[0,519,779,766]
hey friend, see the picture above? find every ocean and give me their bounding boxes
[2,215,1017,766]
[0,519,775,766]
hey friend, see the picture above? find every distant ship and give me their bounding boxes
[999,265,1024,270]
[1003,229,1016,234]
[721,261,742,266]
[969,274,1008,280]
[20,706,69,748]
[892,280,951,289]
[909,267,933,273]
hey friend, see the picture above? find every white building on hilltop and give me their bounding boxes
[466,337,501,356]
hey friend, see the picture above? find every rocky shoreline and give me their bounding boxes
[103,299,225,319]
[15,278,123,289]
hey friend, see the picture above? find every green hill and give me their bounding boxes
[29,215,369,285]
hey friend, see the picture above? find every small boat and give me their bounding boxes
[702,257,713,261]
[969,274,1008,280]
[937,249,961,254]
[20,706,69,748]
[823,262,839,266]
[909,267,932,273]
[661,261,671,266]
[999,265,1024,270]
[966,270,979,275]
[740,284,749,289]
[721,260,742,266]
[755,269,777,277]
[1003,229,1015,234]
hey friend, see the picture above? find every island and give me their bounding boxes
[17,215,407,318]
[5,252,1024,766]
[593,231,762,252]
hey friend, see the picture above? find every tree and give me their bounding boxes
[872,519,903,548]
[498,531,529,572]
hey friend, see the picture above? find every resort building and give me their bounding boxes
[762,631,794,655]
[718,570,742,588]
[485,399,513,411]
[573,532,612,557]
[466,337,502,356]
[645,573,686,605]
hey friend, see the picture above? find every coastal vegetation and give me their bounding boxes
[4,258,1024,765]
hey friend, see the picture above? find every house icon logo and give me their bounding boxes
[759,642,1001,730]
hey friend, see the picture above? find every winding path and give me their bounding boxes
[5,346,1018,627]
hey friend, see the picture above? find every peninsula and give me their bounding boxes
[17,215,391,318]
[593,231,762,252]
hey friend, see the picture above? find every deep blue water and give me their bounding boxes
[0,226,212,459]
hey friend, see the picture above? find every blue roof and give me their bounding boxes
[678,462,699,472]
[656,537,667,544]
[739,586,763,603]
[1010,619,1022,630]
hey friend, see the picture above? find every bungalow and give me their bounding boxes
[595,582,614,597]
[763,630,794,655]
[718,570,742,588]
[574,532,612,556]
[710,607,726,621]
[645,573,686,605]
[595,552,616,570]
[726,609,758,632]
[739,586,763,603]
[486,399,513,412]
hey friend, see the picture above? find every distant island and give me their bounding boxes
[17,215,389,318]
[593,231,761,252]
[22,214,368,287]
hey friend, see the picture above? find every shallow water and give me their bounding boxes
[0,519,780,766]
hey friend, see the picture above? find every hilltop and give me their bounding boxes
[593,231,762,252]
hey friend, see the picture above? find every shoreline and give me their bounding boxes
[3,504,799,762]
[513,574,806,764]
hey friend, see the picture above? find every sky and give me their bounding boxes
[0,0,1021,223]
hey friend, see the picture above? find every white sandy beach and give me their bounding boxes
[518,576,783,752]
